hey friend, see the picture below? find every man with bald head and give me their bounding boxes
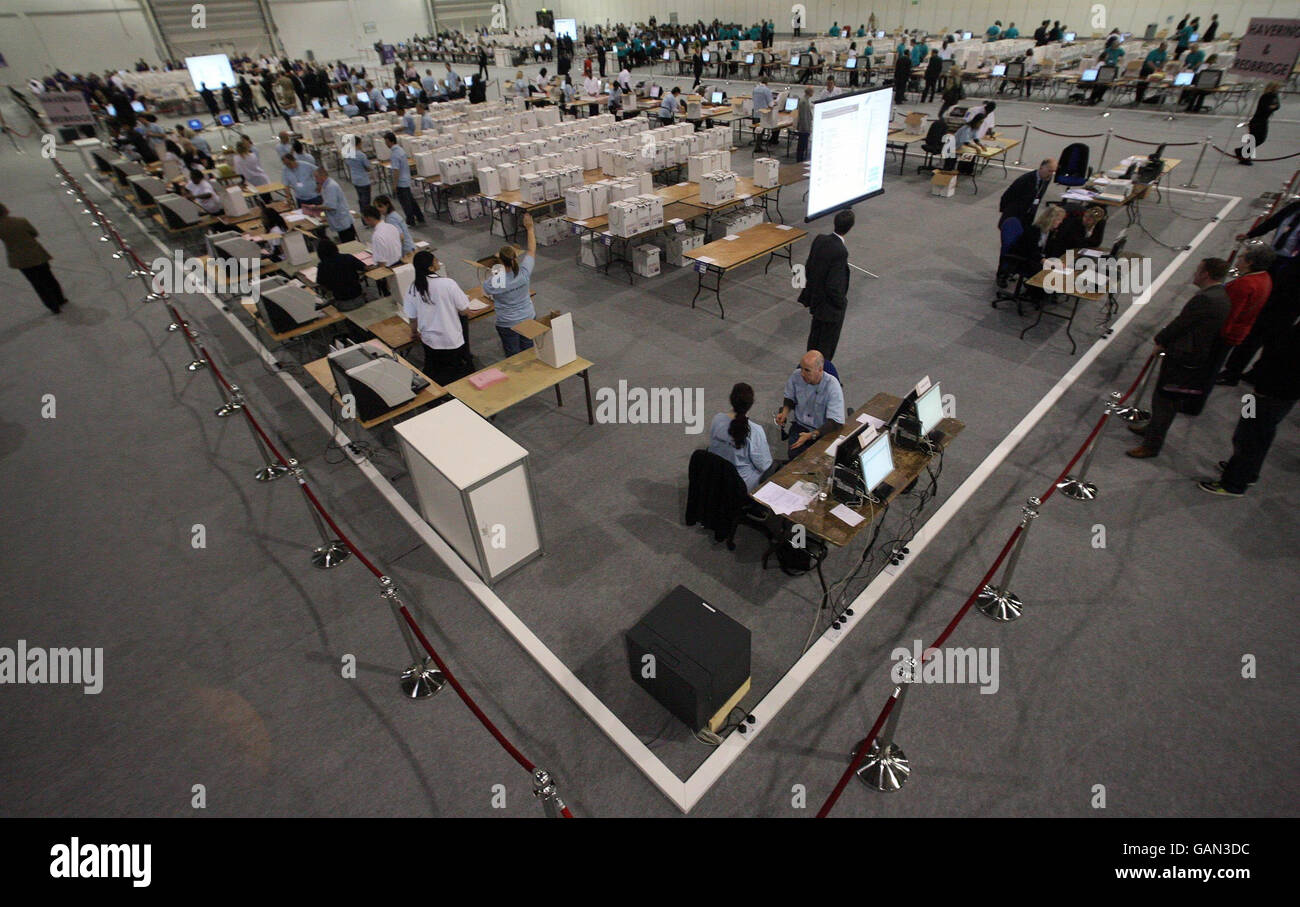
[775,350,846,458]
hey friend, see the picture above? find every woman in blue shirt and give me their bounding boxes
[708,383,773,492]
[482,213,537,357]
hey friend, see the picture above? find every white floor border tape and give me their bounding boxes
[85,170,1238,814]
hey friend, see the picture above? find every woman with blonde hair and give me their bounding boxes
[481,213,538,356]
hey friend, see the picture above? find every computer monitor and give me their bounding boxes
[845,57,857,69]
[745,53,755,64]
[710,90,724,105]
[106,104,117,117]
[991,64,1007,76]
[1006,61,1024,78]
[336,94,349,106]
[702,51,710,62]
[1174,71,1194,86]
[784,96,799,112]
[312,99,323,111]
[545,42,551,51]
[1196,69,1222,89]
[383,87,395,99]
[916,383,944,437]
[961,31,973,41]
[1097,65,1117,83]
[877,30,887,39]
[218,113,234,125]
[858,432,895,500]
[187,118,203,131]
[356,91,370,103]
[1063,31,1076,42]
[131,100,145,113]
[833,421,872,470]
[649,85,661,98]
[1190,32,1199,42]
[534,43,541,52]
[1080,68,1099,82]
[790,54,801,66]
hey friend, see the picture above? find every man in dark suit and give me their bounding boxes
[998,158,1056,227]
[799,209,855,362]
[892,51,912,104]
[1127,257,1231,459]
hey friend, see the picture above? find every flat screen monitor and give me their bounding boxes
[711,90,724,104]
[961,31,972,41]
[790,54,801,66]
[806,86,891,221]
[534,43,542,52]
[336,94,349,106]
[1174,71,1194,86]
[1196,69,1222,88]
[1190,32,1199,42]
[383,87,396,99]
[877,30,887,39]
[745,53,755,64]
[1064,31,1076,42]
[187,118,203,131]
[1006,61,1025,78]
[106,104,117,117]
[1097,65,1117,83]
[916,383,944,436]
[784,96,799,111]
[545,42,551,51]
[130,100,145,113]
[555,18,577,41]
[833,421,872,469]
[702,51,711,62]
[991,63,1007,76]
[1080,68,1099,82]
[218,113,234,125]
[858,432,895,497]
[185,53,236,93]
[312,99,323,111]
[845,57,857,69]
[356,91,370,103]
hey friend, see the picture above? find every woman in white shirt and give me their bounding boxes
[402,249,473,385]
[232,138,270,187]
[183,168,224,214]
[707,383,774,492]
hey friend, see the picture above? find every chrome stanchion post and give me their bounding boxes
[1114,354,1162,423]
[853,657,913,792]
[379,576,445,698]
[237,408,290,483]
[1057,396,1120,501]
[532,769,569,817]
[289,459,351,569]
[1099,127,1112,168]
[1013,119,1030,166]
[977,497,1041,622]
[1179,136,1209,189]
[214,382,245,418]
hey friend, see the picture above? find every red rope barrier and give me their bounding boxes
[815,690,898,818]
[1113,135,1199,146]
[1030,126,1105,139]
[1210,144,1300,163]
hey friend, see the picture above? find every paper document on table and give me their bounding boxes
[754,482,818,516]
[1079,249,1104,258]
[467,297,490,311]
[855,412,886,430]
[298,266,318,283]
[831,504,865,527]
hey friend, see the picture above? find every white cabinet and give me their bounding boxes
[395,400,542,584]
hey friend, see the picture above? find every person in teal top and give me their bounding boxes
[863,41,874,57]
[1134,43,1168,104]
[911,41,928,66]
[857,25,867,37]
[1184,45,1206,68]
[1005,23,1019,39]
[1145,45,1168,68]
[1102,42,1125,66]
[829,22,839,37]
[987,21,1002,39]
[897,39,909,55]
[749,25,761,41]
[1175,26,1192,58]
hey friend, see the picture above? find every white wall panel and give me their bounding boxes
[0,1,158,85]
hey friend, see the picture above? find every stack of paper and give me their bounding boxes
[753,481,819,516]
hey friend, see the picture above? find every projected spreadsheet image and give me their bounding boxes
[806,89,892,220]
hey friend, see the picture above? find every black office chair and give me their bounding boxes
[917,120,948,173]
[685,450,771,551]
[1055,142,1092,186]
[993,216,1031,313]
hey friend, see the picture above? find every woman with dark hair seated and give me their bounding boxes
[707,382,774,492]
[1045,204,1107,258]
[312,236,367,312]
[256,205,289,262]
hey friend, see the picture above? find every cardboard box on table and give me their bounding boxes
[513,311,576,367]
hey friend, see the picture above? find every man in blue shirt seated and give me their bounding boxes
[281,153,321,206]
[774,350,846,458]
[312,166,356,243]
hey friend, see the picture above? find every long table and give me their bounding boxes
[303,341,446,430]
[684,222,807,318]
[445,348,595,424]
[756,392,963,548]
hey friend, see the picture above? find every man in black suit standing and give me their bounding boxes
[998,158,1056,227]
[892,51,912,104]
[799,209,855,362]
